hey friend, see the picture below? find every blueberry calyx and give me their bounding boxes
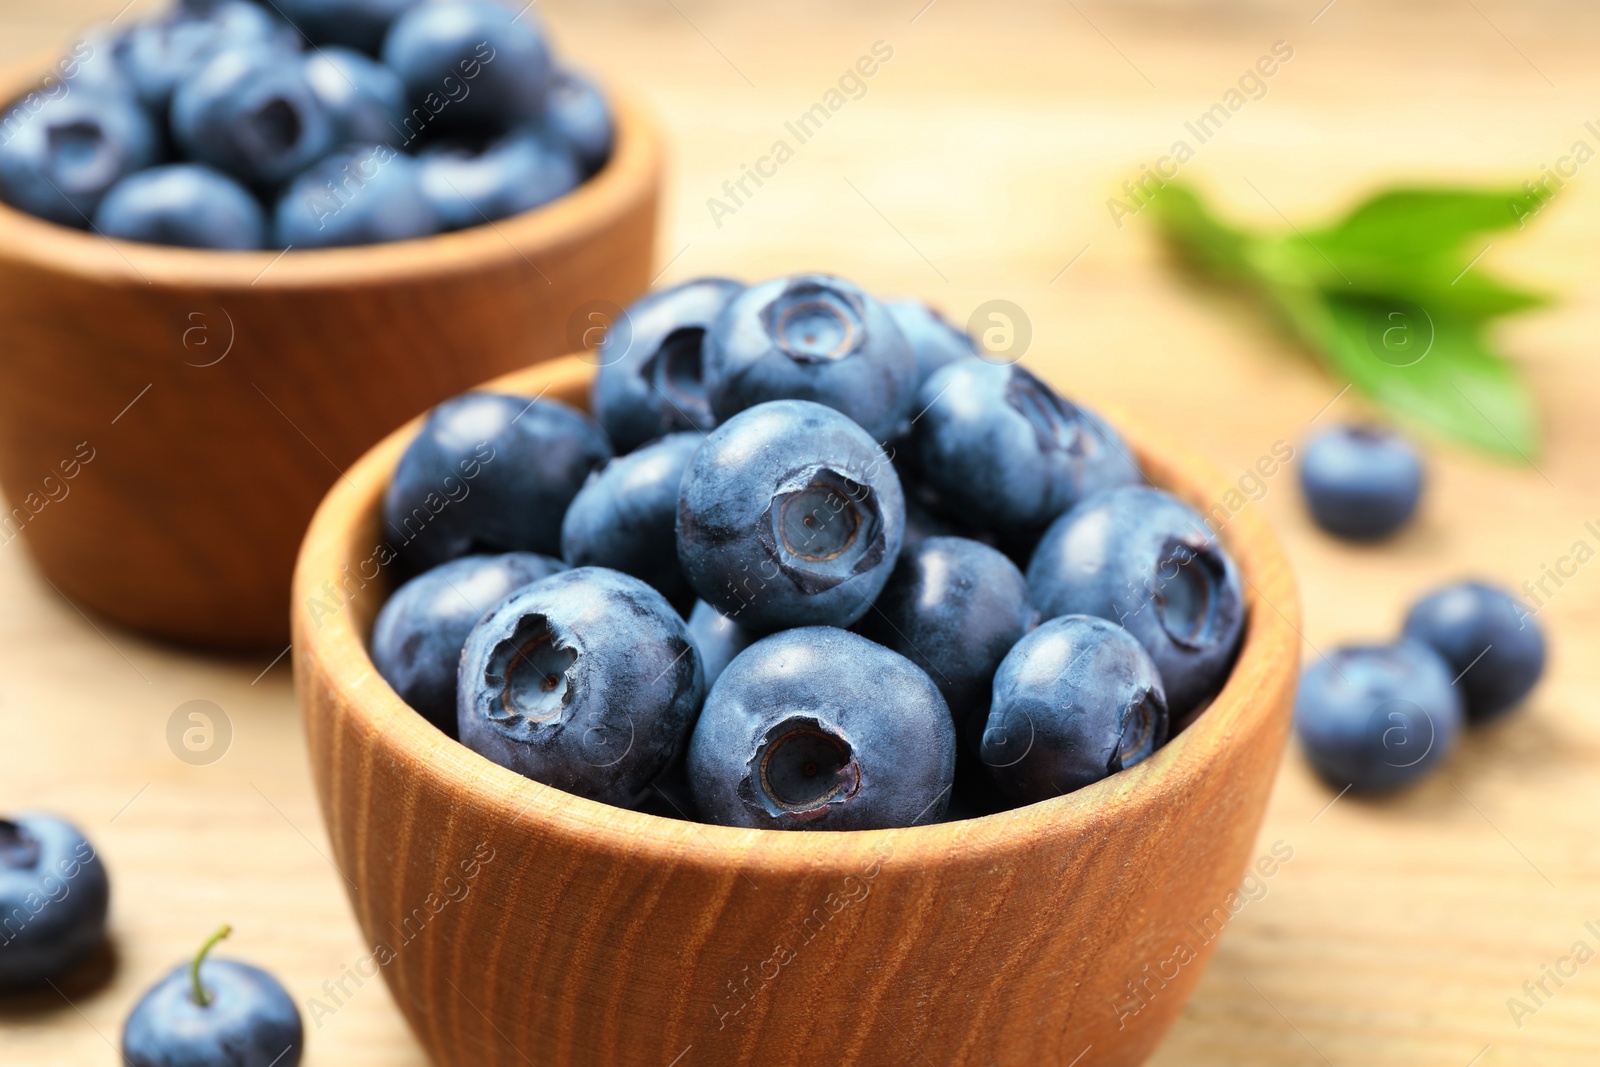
[763,283,866,364]
[643,327,710,417]
[190,924,232,1008]
[1005,366,1083,454]
[760,466,886,593]
[1113,689,1164,772]
[1151,536,1237,652]
[484,615,578,730]
[745,716,860,818]
[238,96,302,161]
[0,820,41,870]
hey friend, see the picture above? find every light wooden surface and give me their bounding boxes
[3,1,1599,1064]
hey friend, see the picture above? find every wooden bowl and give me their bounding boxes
[293,356,1300,1067]
[0,68,661,650]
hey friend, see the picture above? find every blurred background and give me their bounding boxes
[1,0,1597,1063]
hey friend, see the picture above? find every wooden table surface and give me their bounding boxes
[3,1,1598,1063]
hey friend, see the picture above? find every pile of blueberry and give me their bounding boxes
[0,812,301,1064]
[0,0,613,250]
[371,273,1249,830]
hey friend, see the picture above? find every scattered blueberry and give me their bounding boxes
[561,432,702,603]
[384,391,611,572]
[912,358,1142,536]
[677,400,904,632]
[1027,486,1245,720]
[704,274,918,443]
[417,125,578,230]
[172,45,334,189]
[116,1,295,114]
[94,164,265,249]
[884,298,976,387]
[273,0,421,55]
[544,67,614,175]
[122,925,303,1067]
[1402,580,1545,724]
[371,551,567,735]
[856,536,1033,731]
[381,0,552,136]
[591,277,743,453]
[685,600,758,689]
[979,615,1169,804]
[273,144,441,247]
[1299,424,1424,541]
[1294,641,1462,792]
[303,46,407,147]
[687,627,954,830]
[457,567,704,806]
[0,814,109,989]
[0,91,159,228]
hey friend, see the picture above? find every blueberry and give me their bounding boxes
[116,1,295,114]
[303,46,406,146]
[381,0,552,137]
[417,125,578,230]
[561,432,702,603]
[0,91,158,228]
[687,627,954,830]
[979,615,1169,804]
[677,400,904,632]
[591,277,743,453]
[371,552,567,736]
[122,925,302,1067]
[457,567,704,806]
[0,814,109,988]
[1402,580,1545,723]
[1299,424,1423,541]
[62,31,133,96]
[884,298,976,387]
[1295,642,1463,792]
[704,274,917,443]
[1028,486,1245,720]
[172,45,334,189]
[913,358,1143,535]
[685,600,757,689]
[856,536,1033,731]
[94,164,266,249]
[544,67,613,176]
[384,391,611,572]
[273,0,421,55]
[273,144,441,247]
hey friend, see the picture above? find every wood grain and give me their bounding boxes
[290,356,1299,1067]
[0,70,662,651]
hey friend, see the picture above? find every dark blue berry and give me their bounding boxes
[979,615,1169,804]
[855,536,1033,731]
[0,814,109,989]
[1027,486,1244,720]
[371,552,567,736]
[122,926,302,1067]
[1402,580,1544,723]
[912,357,1142,535]
[417,125,578,230]
[384,391,612,572]
[273,144,441,248]
[273,0,420,55]
[687,627,954,830]
[381,0,551,137]
[116,1,295,113]
[172,45,334,188]
[704,274,917,443]
[457,567,704,806]
[544,68,613,176]
[884,298,976,387]
[0,91,158,228]
[591,277,742,453]
[685,600,757,689]
[1299,424,1423,541]
[303,46,407,146]
[1295,642,1462,792]
[561,432,702,603]
[94,164,265,248]
[676,400,904,632]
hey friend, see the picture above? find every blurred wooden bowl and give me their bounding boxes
[0,65,662,650]
[292,355,1300,1067]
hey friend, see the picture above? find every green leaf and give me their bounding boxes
[1145,184,1256,280]
[1309,186,1536,257]
[1274,235,1549,320]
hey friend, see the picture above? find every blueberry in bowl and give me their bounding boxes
[591,276,744,452]
[0,91,159,228]
[417,125,579,231]
[274,0,421,55]
[382,0,552,136]
[114,0,295,113]
[545,67,615,176]
[0,813,110,989]
[302,46,408,147]
[884,298,977,387]
[95,163,266,249]
[685,600,758,688]
[1299,424,1424,541]
[272,143,440,247]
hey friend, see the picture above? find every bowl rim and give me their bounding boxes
[0,50,663,291]
[293,355,1300,875]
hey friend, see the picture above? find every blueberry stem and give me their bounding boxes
[190,924,232,1008]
